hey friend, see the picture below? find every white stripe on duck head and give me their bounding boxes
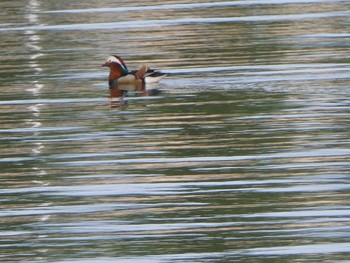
[104,55,129,75]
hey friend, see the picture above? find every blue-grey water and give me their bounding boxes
[1,0,350,262]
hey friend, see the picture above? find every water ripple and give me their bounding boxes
[39,0,350,14]
[1,12,348,31]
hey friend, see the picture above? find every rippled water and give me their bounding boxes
[1,0,350,262]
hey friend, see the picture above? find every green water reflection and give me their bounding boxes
[1,0,350,262]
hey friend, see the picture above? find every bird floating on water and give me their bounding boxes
[102,55,167,90]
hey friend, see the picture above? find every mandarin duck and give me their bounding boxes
[102,55,166,90]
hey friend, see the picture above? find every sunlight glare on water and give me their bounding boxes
[0,0,350,262]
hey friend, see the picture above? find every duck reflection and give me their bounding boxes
[108,83,143,108]
[108,83,162,108]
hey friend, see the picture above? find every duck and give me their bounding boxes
[102,55,167,89]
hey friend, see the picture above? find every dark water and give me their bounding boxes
[1,0,350,262]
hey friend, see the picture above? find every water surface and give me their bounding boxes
[1,0,350,262]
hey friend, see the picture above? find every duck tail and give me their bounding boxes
[144,72,167,84]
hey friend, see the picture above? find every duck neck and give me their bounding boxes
[108,62,124,85]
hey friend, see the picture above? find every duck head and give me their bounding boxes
[102,55,128,75]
